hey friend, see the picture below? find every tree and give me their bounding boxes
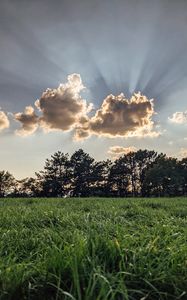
[0,171,16,197]
[176,157,187,195]
[108,150,159,197]
[134,150,159,196]
[70,149,95,196]
[108,156,129,196]
[1,148,187,198]
[36,151,71,197]
[16,177,40,197]
[143,156,184,196]
[91,160,112,196]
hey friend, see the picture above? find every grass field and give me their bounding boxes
[0,197,187,300]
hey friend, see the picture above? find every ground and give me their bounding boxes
[0,197,187,300]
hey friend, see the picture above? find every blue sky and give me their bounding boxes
[0,0,187,178]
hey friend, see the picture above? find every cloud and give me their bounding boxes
[14,76,160,141]
[168,111,187,124]
[14,106,39,136]
[108,146,137,160]
[35,73,93,132]
[0,110,9,132]
[75,92,159,140]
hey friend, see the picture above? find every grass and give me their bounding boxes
[0,197,187,300]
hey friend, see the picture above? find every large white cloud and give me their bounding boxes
[75,92,159,140]
[14,75,160,140]
[35,73,93,132]
[0,111,9,132]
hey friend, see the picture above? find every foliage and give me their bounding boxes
[36,151,71,197]
[0,171,16,197]
[1,149,187,197]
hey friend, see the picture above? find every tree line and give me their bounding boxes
[1,149,187,197]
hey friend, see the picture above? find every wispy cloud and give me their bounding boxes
[108,146,137,160]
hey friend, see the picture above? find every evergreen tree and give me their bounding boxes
[36,151,71,197]
[0,171,16,197]
[70,149,94,196]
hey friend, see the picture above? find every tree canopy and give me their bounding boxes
[1,149,187,197]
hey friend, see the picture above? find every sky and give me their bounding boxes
[1,0,187,179]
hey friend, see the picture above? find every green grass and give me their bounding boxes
[0,197,187,300]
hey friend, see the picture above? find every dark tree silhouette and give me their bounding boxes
[16,177,40,197]
[70,149,94,196]
[1,148,187,198]
[0,171,16,197]
[143,156,184,196]
[179,158,187,195]
[108,156,129,196]
[91,160,112,196]
[36,151,71,197]
[133,150,159,196]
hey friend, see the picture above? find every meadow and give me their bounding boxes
[0,197,186,300]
